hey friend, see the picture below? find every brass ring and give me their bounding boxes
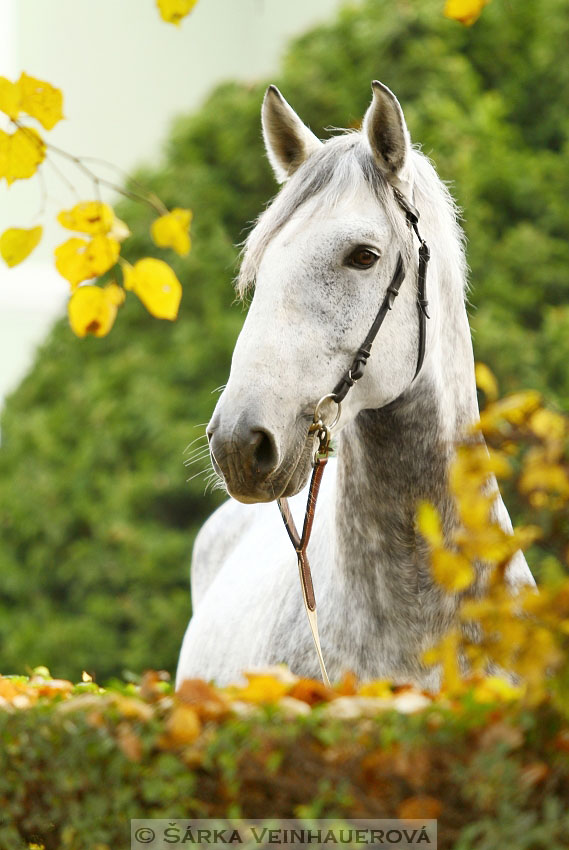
[312,393,342,430]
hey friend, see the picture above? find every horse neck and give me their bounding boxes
[333,265,478,589]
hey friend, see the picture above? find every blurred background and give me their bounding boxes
[0,0,568,680]
[0,0,342,407]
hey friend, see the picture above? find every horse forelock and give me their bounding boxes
[236,132,466,298]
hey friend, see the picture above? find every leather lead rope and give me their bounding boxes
[278,435,331,686]
[277,188,431,685]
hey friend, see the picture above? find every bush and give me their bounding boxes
[1,666,568,850]
[1,0,568,679]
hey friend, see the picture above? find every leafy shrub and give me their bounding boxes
[1,663,568,850]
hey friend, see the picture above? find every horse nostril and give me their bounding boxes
[251,429,278,476]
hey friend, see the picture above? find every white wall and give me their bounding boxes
[0,0,343,406]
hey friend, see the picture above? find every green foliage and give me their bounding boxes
[1,0,568,679]
[1,674,568,850]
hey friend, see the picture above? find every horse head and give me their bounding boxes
[207,82,435,503]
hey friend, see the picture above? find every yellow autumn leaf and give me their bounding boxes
[520,461,569,500]
[123,258,182,320]
[151,208,192,256]
[55,238,90,288]
[451,446,512,491]
[0,131,6,177]
[444,0,489,26]
[68,283,124,338]
[55,235,120,289]
[358,680,393,698]
[456,522,539,565]
[476,391,542,435]
[0,226,42,267]
[18,72,63,131]
[417,501,444,547]
[233,673,289,704]
[528,408,567,444]
[157,0,199,25]
[475,362,498,402]
[58,201,115,235]
[105,281,126,307]
[424,630,463,694]
[85,234,120,277]
[0,76,21,120]
[472,675,524,704]
[0,127,45,186]
[431,549,475,592]
[456,491,493,531]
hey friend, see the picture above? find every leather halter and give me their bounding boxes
[277,187,431,685]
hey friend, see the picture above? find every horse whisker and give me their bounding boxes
[186,466,213,484]
[183,434,208,455]
[183,452,212,469]
[183,445,211,461]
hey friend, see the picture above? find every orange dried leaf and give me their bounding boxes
[520,762,549,787]
[165,704,201,746]
[33,678,74,697]
[116,724,143,762]
[0,676,20,702]
[397,795,443,819]
[335,670,358,695]
[176,678,230,720]
[112,694,154,721]
[288,678,336,705]
[140,670,170,702]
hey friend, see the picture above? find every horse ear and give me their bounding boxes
[262,85,322,183]
[363,81,411,177]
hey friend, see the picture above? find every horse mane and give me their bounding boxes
[237,131,467,298]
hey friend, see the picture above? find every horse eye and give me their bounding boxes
[347,247,380,269]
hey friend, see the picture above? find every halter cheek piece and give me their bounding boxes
[333,189,430,404]
[277,187,431,686]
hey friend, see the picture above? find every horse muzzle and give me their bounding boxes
[207,412,281,503]
[207,410,313,504]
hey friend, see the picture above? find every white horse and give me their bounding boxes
[177,82,534,688]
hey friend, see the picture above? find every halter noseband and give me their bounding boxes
[277,186,431,685]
